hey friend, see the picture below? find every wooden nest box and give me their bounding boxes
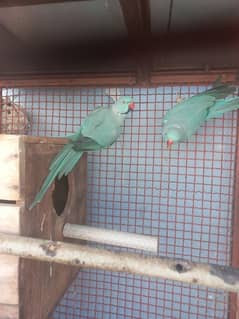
[0,134,87,319]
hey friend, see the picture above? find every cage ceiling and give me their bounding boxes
[0,0,238,83]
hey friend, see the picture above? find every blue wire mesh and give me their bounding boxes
[1,85,237,319]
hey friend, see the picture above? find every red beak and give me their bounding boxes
[128,102,135,111]
[167,139,173,149]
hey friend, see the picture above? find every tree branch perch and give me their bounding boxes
[0,232,238,292]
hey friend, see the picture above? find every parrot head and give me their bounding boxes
[114,96,135,114]
[163,125,185,149]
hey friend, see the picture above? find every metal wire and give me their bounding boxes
[1,85,237,319]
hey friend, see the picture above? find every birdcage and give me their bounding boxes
[0,1,238,319]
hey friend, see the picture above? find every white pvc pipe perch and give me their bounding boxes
[1,232,239,292]
[63,223,158,253]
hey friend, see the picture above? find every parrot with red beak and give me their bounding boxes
[30,96,135,209]
[162,83,239,149]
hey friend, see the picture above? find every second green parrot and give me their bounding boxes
[163,83,239,148]
[30,96,135,209]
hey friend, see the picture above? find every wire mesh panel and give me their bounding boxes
[1,85,237,319]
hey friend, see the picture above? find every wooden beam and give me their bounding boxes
[0,0,90,7]
[0,23,27,53]
[0,69,237,88]
[0,73,137,87]
[119,0,151,39]
[119,0,151,84]
[0,21,237,76]
[150,70,239,85]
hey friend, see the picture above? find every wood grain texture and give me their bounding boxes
[0,255,18,304]
[0,204,20,305]
[0,68,237,89]
[0,304,19,319]
[0,204,20,234]
[0,135,20,200]
[18,136,87,319]
[22,135,68,145]
[150,70,239,85]
[119,0,150,38]
[0,134,87,318]
[0,73,136,88]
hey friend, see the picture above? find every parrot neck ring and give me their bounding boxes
[167,139,174,149]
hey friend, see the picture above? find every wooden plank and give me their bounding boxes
[0,204,20,234]
[150,70,239,85]
[0,205,20,307]
[0,254,18,305]
[119,0,151,84]
[0,69,238,89]
[0,23,26,50]
[19,138,87,319]
[119,0,150,38]
[0,304,19,319]
[0,73,136,88]
[0,0,90,7]
[0,67,237,88]
[22,135,68,145]
[0,135,20,201]
[0,21,236,77]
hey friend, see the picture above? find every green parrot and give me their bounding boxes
[162,83,239,148]
[29,96,135,209]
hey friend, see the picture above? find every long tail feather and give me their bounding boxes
[49,143,72,170]
[57,150,83,179]
[29,143,83,210]
[205,84,236,99]
[207,97,239,119]
[62,152,83,177]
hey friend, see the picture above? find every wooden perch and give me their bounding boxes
[63,223,158,252]
[0,232,239,292]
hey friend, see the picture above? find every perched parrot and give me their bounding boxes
[29,96,135,209]
[162,83,239,148]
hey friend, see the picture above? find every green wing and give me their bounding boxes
[164,95,215,123]
[164,84,235,121]
[30,106,123,209]
[77,107,122,147]
[163,84,236,144]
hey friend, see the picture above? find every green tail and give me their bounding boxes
[207,97,239,119]
[205,84,236,99]
[29,142,83,210]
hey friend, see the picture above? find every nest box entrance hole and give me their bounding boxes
[52,176,69,216]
